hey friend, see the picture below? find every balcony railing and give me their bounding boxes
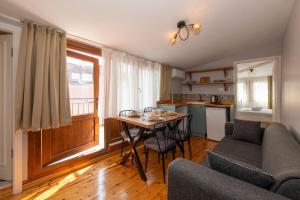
[70,98,95,116]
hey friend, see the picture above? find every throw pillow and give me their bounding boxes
[232,119,262,144]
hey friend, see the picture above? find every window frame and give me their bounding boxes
[67,50,99,117]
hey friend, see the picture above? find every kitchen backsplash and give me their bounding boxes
[173,93,235,104]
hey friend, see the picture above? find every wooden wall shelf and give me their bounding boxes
[182,81,235,91]
[183,66,235,91]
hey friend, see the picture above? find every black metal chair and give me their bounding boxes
[144,107,156,113]
[174,114,193,159]
[119,110,141,157]
[143,122,176,183]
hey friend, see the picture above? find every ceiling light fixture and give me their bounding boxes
[170,20,201,44]
[248,68,256,76]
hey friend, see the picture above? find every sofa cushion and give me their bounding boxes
[262,123,300,198]
[232,119,262,144]
[207,150,275,189]
[214,135,262,168]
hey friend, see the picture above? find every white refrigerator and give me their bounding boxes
[206,107,227,141]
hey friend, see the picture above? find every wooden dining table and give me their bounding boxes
[115,112,188,181]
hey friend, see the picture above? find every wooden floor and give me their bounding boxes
[2,136,217,200]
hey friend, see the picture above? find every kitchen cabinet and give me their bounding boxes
[187,104,206,137]
[157,104,176,112]
[157,104,187,131]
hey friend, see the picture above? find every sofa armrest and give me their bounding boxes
[168,158,290,200]
[225,122,234,136]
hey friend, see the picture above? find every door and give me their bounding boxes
[206,107,226,141]
[40,50,100,166]
[0,34,13,181]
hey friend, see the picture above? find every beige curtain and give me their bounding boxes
[15,21,71,132]
[159,65,172,101]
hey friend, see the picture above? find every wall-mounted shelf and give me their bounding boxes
[183,66,235,91]
[182,81,235,91]
[186,66,233,80]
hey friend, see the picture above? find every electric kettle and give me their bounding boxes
[211,95,219,104]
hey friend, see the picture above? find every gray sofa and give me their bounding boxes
[168,122,300,200]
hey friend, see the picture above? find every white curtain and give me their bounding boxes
[102,48,161,118]
[237,79,249,107]
[237,77,269,109]
[15,21,71,132]
[252,77,269,108]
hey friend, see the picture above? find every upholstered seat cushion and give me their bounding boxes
[144,136,175,153]
[120,128,140,140]
[207,150,275,189]
[214,135,262,168]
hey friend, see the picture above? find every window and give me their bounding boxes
[237,77,269,108]
[67,54,96,116]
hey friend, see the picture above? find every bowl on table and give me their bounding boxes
[153,109,166,115]
[127,111,140,118]
[143,113,164,122]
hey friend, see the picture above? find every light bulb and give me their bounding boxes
[170,35,177,44]
[193,23,201,31]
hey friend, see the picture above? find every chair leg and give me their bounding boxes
[131,154,134,165]
[188,138,192,159]
[162,153,166,183]
[172,148,175,160]
[181,141,185,158]
[145,148,149,173]
[158,152,160,164]
[120,139,125,156]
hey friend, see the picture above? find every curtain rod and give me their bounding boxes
[21,19,66,34]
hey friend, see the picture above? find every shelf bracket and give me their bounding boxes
[188,84,192,91]
[187,72,192,80]
[223,69,228,78]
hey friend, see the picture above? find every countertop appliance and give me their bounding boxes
[210,95,219,104]
[206,107,228,141]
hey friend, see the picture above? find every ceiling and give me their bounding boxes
[0,0,295,68]
[238,61,274,78]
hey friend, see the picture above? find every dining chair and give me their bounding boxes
[143,122,176,183]
[119,110,141,157]
[144,107,156,113]
[143,106,166,163]
[174,114,193,159]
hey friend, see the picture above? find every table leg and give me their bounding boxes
[120,122,147,181]
[120,151,132,164]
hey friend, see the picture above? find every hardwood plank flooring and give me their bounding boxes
[2,136,217,200]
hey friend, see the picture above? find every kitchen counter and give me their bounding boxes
[157,100,232,108]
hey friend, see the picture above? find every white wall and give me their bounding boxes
[188,41,282,70]
[180,41,282,95]
[171,78,182,94]
[282,0,300,142]
[0,14,23,193]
